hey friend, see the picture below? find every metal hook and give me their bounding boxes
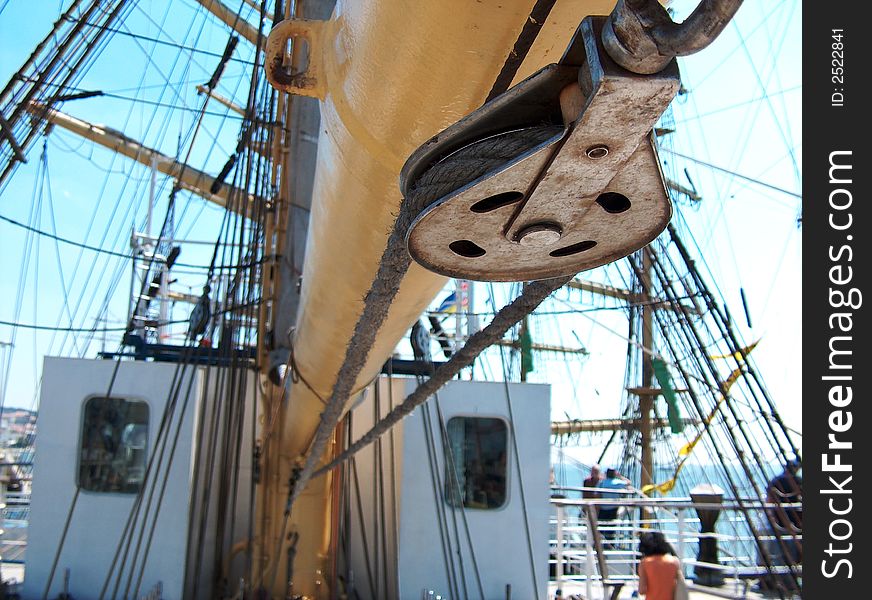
[603,0,744,74]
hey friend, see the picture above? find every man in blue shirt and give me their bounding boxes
[597,468,631,521]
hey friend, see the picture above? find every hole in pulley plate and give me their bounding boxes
[549,240,597,257]
[596,192,632,214]
[449,240,486,258]
[470,191,524,213]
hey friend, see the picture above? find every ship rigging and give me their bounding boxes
[0,0,801,598]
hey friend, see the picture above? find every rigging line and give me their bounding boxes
[492,317,540,595]
[110,294,235,597]
[184,363,220,598]
[31,151,42,422]
[44,12,212,359]
[700,28,792,216]
[759,225,798,318]
[0,317,179,333]
[704,7,797,225]
[124,358,202,598]
[0,0,96,119]
[1,1,135,186]
[669,212,733,323]
[656,235,773,430]
[372,385,383,598]
[637,248,777,492]
[225,354,254,578]
[705,0,789,163]
[48,129,109,160]
[384,366,400,599]
[640,290,790,586]
[191,369,230,598]
[130,4,236,83]
[172,51,265,236]
[419,391,464,600]
[59,15,257,65]
[428,383,486,600]
[216,296,254,576]
[351,456,379,600]
[0,147,45,415]
[733,14,801,189]
[41,144,82,356]
[556,281,722,398]
[665,230,799,459]
[312,276,570,478]
[52,331,142,599]
[116,29,235,163]
[45,74,199,354]
[685,0,790,91]
[672,84,801,125]
[661,148,800,199]
[41,488,82,600]
[403,370,460,598]
[83,90,247,119]
[0,207,272,270]
[202,193,261,576]
[0,213,128,259]
[244,368,258,588]
[757,3,802,192]
[11,74,246,132]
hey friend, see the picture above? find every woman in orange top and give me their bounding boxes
[637,531,682,600]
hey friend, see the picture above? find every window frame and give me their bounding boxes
[443,414,511,511]
[76,394,150,495]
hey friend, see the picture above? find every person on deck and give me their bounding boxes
[637,531,683,600]
[767,459,802,533]
[757,458,802,593]
[580,464,603,519]
[597,468,630,521]
[582,464,603,499]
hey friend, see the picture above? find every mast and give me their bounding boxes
[639,250,655,494]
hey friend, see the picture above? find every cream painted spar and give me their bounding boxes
[259,1,614,596]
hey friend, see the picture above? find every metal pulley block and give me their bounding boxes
[400,17,681,282]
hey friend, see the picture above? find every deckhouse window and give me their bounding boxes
[445,416,508,509]
[78,397,149,494]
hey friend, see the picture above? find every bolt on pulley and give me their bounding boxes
[400,15,681,282]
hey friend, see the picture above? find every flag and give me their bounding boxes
[520,321,534,375]
[437,291,458,313]
[652,358,683,434]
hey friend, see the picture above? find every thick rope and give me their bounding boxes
[312,275,570,479]
[407,126,562,215]
[289,217,414,504]
[289,125,563,506]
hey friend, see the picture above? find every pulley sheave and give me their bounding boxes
[400,17,681,282]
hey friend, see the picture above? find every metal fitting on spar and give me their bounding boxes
[602,0,744,75]
[264,18,334,99]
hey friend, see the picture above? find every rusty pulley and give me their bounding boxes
[400,16,680,282]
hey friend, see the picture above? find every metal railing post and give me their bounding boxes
[677,508,686,566]
[584,503,594,600]
[556,504,565,591]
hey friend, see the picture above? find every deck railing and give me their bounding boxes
[1,488,29,565]
[548,489,801,600]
